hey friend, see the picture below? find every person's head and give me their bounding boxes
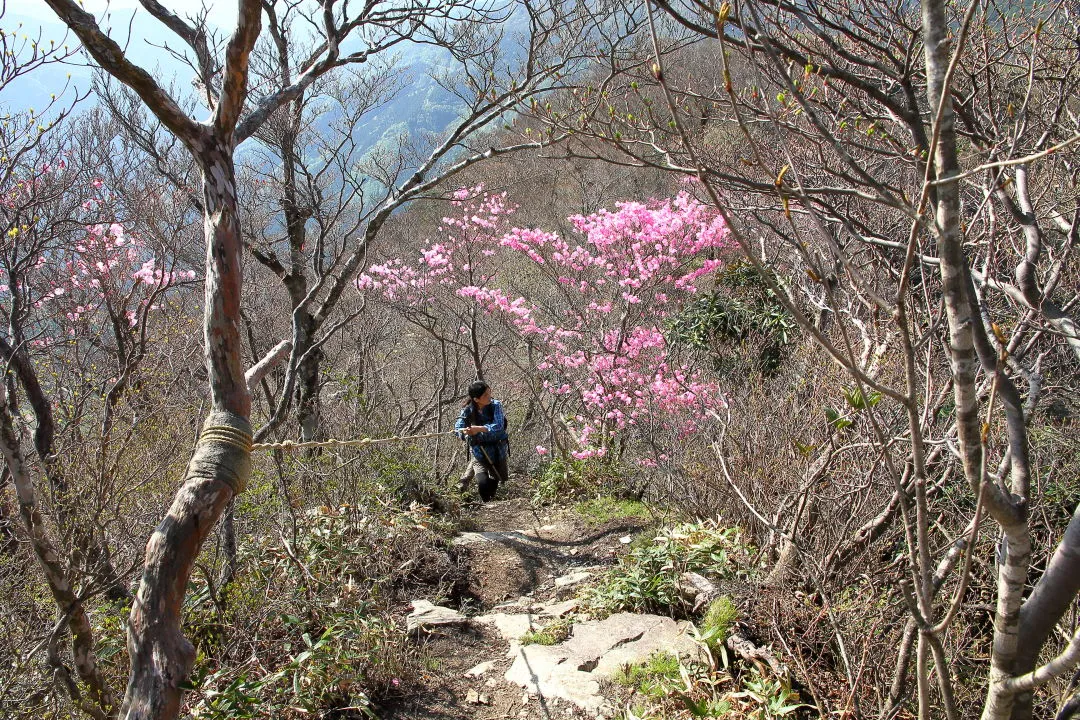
[467,380,492,408]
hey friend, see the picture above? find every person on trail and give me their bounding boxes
[455,380,508,502]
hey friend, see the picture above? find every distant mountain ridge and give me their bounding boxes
[2,5,488,159]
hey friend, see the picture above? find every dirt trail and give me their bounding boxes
[383,498,650,720]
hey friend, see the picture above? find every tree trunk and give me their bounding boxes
[0,385,116,719]
[921,1,1036,718]
[83,526,131,602]
[1009,503,1080,720]
[119,142,254,720]
[293,311,322,443]
[0,469,17,555]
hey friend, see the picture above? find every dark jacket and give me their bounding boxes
[455,399,508,463]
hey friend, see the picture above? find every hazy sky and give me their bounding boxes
[6,1,236,109]
[17,0,236,30]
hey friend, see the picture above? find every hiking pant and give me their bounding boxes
[475,454,508,502]
[463,453,507,502]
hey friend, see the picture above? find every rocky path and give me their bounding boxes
[384,499,704,720]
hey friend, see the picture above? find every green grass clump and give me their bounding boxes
[587,519,754,616]
[699,595,739,652]
[614,651,682,699]
[520,618,572,646]
[574,496,651,526]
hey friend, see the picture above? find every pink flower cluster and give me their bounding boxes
[6,221,196,348]
[357,185,515,306]
[57,223,195,323]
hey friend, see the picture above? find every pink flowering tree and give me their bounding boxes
[361,187,733,469]
[1,151,198,707]
[358,186,517,382]
[33,218,197,418]
[486,191,731,465]
[356,185,538,450]
[0,113,164,708]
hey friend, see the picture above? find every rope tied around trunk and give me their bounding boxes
[192,412,253,494]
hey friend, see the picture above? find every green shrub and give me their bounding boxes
[188,612,409,719]
[533,455,623,502]
[587,520,753,616]
[181,503,459,719]
[729,668,809,718]
[665,259,796,376]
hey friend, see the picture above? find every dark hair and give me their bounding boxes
[463,381,489,420]
[467,380,489,400]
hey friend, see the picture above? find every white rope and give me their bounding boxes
[250,429,458,452]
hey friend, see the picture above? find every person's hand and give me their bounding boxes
[465,425,485,436]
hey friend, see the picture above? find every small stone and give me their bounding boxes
[479,693,489,705]
[619,535,632,544]
[554,571,592,598]
[466,689,482,704]
[406,600,469,633]
[466,660,495,677]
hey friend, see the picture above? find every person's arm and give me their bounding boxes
[484,401,506,435]
[454,409,469,440]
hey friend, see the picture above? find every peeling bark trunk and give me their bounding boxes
[119,413,251,720]
[119,135,255,718]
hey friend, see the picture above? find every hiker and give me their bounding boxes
[455,380,509,502]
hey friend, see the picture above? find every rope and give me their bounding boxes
[249,429,459,452]
[195,413,254,494]
[197,425,254,454]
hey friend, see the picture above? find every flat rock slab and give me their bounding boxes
[473,612,545,641]
[504,612,702,717]
[406,600,470,634]
[554,570,592,597]
[452,530,537,547]
[492,596,535,612]
[535,598,579,618]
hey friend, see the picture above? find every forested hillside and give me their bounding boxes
[1,1,1078,720]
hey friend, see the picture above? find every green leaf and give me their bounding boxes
[774,703,811,715]
[843,386,865,409]
[676,691,709,716]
